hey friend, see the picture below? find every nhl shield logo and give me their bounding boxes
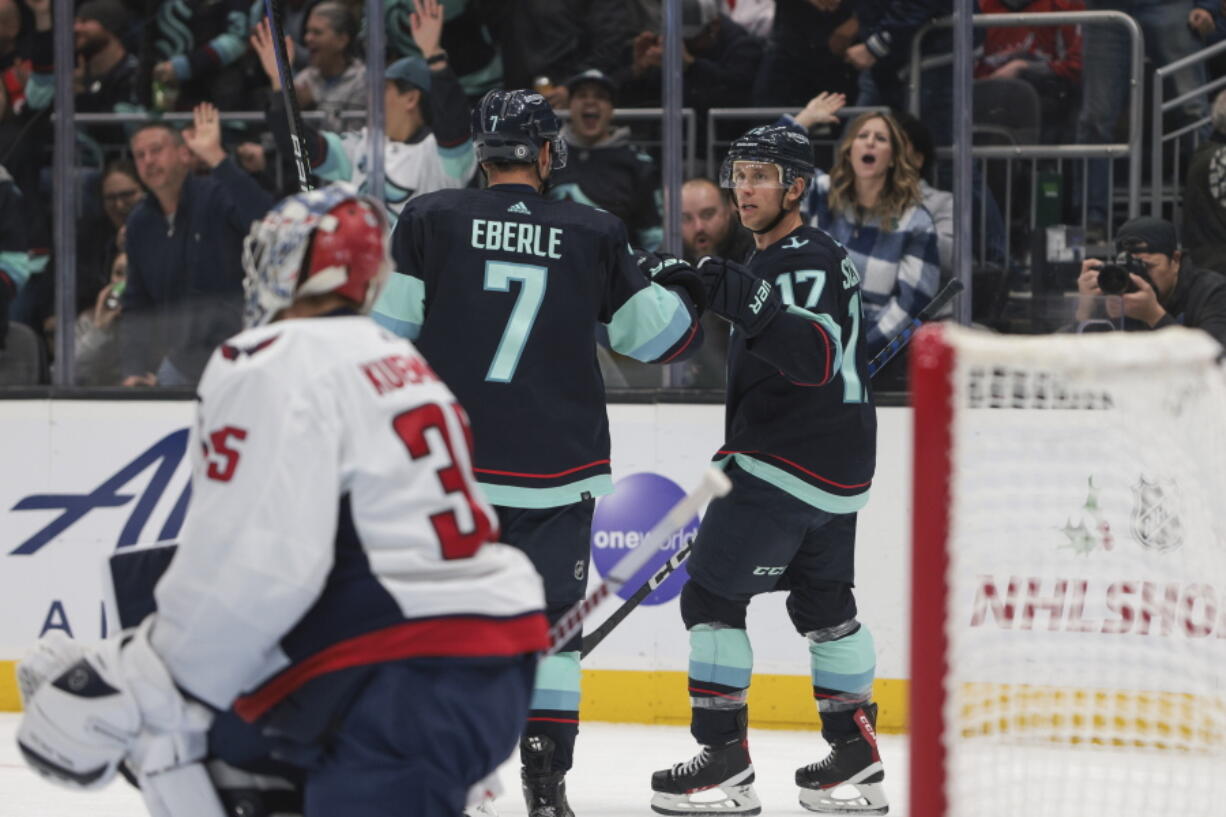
[1129,477,1184,552]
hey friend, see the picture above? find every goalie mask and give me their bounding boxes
[242,183,391,328]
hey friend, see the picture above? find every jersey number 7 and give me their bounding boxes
[392,403,494,560]
[484,261,547,382]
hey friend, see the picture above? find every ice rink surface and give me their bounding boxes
[0,714,912,817]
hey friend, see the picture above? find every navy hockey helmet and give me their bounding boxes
[719,124,815,193]
[471,89,568,171]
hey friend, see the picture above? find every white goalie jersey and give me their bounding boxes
[148,315,548,720]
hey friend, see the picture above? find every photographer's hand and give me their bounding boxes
[1075,259,1103,322]
[1122,274,1166,327]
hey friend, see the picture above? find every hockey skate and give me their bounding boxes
[521,735,575,817]
[795,704,888,814]
[650,739,761,816]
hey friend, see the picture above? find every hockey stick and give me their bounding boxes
[579,280,965,658]
[262,0,312,192]
[866,278,964,377]
[546,468,732,656]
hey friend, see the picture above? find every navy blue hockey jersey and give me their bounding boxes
[375,183,702,508]
[719,225,877,512]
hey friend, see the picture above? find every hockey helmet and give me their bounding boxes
[719,124,815,193]
[471,89,568,171]
[242,182,391,328]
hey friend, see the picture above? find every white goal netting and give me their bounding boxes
[911,325,1226,817]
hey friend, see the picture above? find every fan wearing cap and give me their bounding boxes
[251,0,475,221]
[1076,215,1226,348]
[546,68,663,250]
[24,0,141,153]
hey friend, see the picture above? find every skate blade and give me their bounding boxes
[651,783,762,816]
[799,781,888,814]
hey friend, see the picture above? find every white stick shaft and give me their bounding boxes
[546,467,731,653]
[606,467,730,589]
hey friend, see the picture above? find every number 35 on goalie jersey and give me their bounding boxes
[149,316,546,719]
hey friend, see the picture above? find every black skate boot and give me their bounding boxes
[521,735,575,817]
[650,738,761,816]
[796,704,888,814]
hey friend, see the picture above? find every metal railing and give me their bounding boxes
[1150,38,1226,224]
[910,10,1145,230]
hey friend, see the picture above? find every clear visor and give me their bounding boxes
[720,160,786,190]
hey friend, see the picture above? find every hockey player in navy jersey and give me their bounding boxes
[649,125,886,815]
[374,88,706,817]
[15,183,549,817]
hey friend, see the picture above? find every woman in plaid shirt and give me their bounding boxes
[789,95,940,359]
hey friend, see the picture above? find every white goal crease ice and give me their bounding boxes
[909,325,1226,817]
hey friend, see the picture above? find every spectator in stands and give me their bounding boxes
[975,0,1084,144]
[681,176,752,264]
[25,0,141,158]
[251,0,475,222]
[613,0,763,113]
[679,176,751,387]
[722,0,774,39]
[485,0,638,108]
[293,1,366,132]
[0,163,27,338]
[1076,216,1226,348]
[753,0,859,107]
[846,0,965,149]
[1079,1,1212,237]
[74,159,142,319]
[894,109,1008,277]
[0,0,22,71]
[1188,2,1226,45]
[74,247,126,385]
[246,0,309,72]
[151,0,250,111]
[793,96,940,359]
[120,105,274,387]
[384,0,503,101]
[548,68,663,250]
[1183,89,1226,274]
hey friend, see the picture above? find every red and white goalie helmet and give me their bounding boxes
[242,182,391,328]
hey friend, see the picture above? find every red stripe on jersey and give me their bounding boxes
[527,716,581,724]
[473,459,610,479]
[717,449,872,490]
[233,613,549,722]
[660,320,701,363]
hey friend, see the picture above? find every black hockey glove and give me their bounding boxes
[634,249,708,316]
[696,256,782,337]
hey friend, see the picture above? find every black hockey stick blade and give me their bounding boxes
[867,278,964,377]
[579,542,693,658]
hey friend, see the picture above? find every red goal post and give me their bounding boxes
[909,324,1226,817]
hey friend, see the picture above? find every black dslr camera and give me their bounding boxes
[1095,237,1154,295]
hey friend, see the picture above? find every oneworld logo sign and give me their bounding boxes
[590,472,700,605]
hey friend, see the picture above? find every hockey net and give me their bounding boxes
[910,325,1226,817]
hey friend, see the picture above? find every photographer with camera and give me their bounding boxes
[1075,216,1226,348]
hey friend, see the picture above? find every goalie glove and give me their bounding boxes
[696,256,783,337]
[634,249,709,316]
[17,617,214,791]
